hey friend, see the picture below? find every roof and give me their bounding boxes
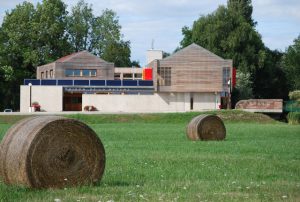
[55,51,87,62]
[162,43,224,62]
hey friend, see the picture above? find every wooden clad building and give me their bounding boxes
[150,43,232,93]
[36,51,114,80]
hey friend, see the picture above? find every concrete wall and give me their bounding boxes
[20,86,63,112]
[82,92,220,113]
[146,50,163,65]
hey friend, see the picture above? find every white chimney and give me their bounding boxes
[146,50,163,65]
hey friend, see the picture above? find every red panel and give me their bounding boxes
[143,68,152,80]
[232,67,236,88]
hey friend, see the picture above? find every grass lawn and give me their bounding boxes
[0,111,299,202]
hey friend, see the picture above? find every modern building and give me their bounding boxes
[20,43,233,113]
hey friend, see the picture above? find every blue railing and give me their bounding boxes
[24,79,153,87]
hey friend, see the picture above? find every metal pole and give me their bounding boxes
[29,83,32,112]
[227,78,231,109]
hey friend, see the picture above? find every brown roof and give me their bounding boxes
[55,51,87,62]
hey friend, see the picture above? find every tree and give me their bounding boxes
[0,2,37,110]
[34,0,71,62]
[227,0,255,26]
[102,40,131,67]
[67,2,131,66]
[0,0,72,110]
[90,9,122,56]
[67,0,93,52]
[282,35,300,91]
[130,60,140,67]
[180,5,264,73]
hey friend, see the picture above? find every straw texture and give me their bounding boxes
[0,116,105,188]
[186,114,226,141]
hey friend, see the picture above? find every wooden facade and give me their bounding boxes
[150,43,232,93]
[36,51,114,80]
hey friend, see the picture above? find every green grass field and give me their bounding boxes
[0,111,299,202]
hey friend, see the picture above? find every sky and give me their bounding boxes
[0,0,300,66]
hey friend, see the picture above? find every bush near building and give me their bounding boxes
[287,112,300,125]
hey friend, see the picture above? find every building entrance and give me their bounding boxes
[63,93,82,111]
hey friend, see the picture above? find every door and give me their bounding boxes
[63,93,82,111]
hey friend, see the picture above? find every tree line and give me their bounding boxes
[0,0,299,110]
[180,0,299,106]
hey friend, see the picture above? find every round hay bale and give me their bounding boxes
[0,116,105,188]
[186,114,226,141]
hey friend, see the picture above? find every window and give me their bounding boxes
[74,69,80,76]
[223,67,230,88]
[114,73,121,80]
[41,72,44,79]
[135,73,142,79]
[50,70,53,78]
[158,67,171,86]
[65,69,73,77]
[65,69,97,77]
[82,69,90,77]
[91,70,97,76]
[46,71,48,78]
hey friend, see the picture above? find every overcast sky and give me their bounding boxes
[1,0,300,66]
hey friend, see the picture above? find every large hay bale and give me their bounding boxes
[0,116,105,188]
[186,114,226,141]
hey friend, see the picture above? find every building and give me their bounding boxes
[20,43,233,113]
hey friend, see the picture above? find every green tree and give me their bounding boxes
[90,9,122,56]
[227,0,255,26]
[67,1,131,66]
[283,35,300,91]
[102,40,131,67]
[34,0,71,62]
[0,2,37,110]
[180,5,264,73]
[235,70,253,100]
[0,0,71,110]
[130,60,140,67]
[67,0,93,52]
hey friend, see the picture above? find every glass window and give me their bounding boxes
[74,69,81,76]
[50,70,53,78]
[82,69,90,77]
[91,70,97,76]
[41,72,44,79]
[158,67,171,86]
[223,67,230,87]
[46,71,48,78]
[65,69,73,77]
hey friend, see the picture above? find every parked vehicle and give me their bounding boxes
[3,109,13,112]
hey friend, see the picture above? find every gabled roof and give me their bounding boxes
[162,43,224,62]
[38,50,113,68]
[55,51,86,62]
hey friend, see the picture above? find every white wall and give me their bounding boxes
[83,92,219,113]
[193,92,220,110]
[20,86,63,112]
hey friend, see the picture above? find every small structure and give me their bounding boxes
[20,43,233,112]
[235,99,283,113]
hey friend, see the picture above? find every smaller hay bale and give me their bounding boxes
[0,116,105,188]
[186,114,226,141]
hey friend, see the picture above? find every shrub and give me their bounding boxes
[287,112,300,125]
[84,105,97,111]
[289,90,300,101]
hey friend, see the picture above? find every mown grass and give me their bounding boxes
[0,112,299,202]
